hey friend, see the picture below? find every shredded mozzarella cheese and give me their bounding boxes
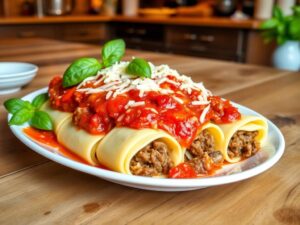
[191,100,211,106]
[106,91,113,100]
[125,100,145,109]
[76,61,212,107]
[146,108,159,114]
[173,96,184,104]
[199,105,210,123]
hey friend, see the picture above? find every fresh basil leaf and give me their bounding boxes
[102,39,125,67]
[9,108,34,125]
[32,93,49,109]
[62,57,102,88]
[126,58,152,78]
[4,98,33,114]
[30,111,53,131]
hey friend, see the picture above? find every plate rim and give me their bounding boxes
[8,87,285,188]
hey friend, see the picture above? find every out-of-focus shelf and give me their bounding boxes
[0,15,112,24]
[0,15,270,66]
[112,16,262,29]
[0,15,262,29]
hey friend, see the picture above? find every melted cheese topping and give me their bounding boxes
[200,105,210,124]
[76,61,212,105]
[125,100,146,109]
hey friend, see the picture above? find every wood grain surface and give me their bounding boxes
[0,38,299,225]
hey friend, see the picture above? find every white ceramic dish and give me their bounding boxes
[0,62,38,95]
[8,88,285,192]
[0,62,38,78]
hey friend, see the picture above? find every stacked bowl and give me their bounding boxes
[0,62,38,95]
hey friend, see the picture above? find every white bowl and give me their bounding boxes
[8,88,285,192]
[0,62,38,94]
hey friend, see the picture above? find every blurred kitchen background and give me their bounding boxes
[0,0,299,67]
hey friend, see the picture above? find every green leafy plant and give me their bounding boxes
[63,39,125,87]
[126,58,152,78]
[4,93,53,131]
[260,5,300,45]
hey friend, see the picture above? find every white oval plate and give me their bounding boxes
[8,88,285,192]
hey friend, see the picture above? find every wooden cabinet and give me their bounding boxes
[0,23,107,43]
[110,23,248,62]
[0,25,59,39]
[62,23,106,43]
[110,22,165,51]
[165,26,247,62]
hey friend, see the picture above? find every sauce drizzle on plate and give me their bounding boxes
[23,127,92,165]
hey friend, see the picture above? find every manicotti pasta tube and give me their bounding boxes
[183,123,225,174]
[217,115,268,163]
[41,101,72,133]
[184,122,224,159]
[42,101,103,165]
[57,117,104,165]
[96,128,184,176]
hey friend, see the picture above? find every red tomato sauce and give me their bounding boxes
[48,76,241,147]
[24,127,224,178]
[23,127,108,170]
[168,162,223,178]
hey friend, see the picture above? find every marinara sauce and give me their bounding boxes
[48,75,241,147]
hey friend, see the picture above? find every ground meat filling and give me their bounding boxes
[228,130,260,159]
[185,130,224,175]
[130,141,173,177]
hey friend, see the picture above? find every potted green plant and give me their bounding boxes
[260,5,300,71]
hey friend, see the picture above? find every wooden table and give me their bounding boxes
[0,38,299,225]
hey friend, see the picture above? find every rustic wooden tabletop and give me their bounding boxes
[0,38,299,225]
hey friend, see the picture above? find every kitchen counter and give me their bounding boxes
[0,15,261,29]
[112,15,261,29]
[0,15,112,24]
[0,38,299,225]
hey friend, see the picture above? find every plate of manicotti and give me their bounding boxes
[5,39,285,191]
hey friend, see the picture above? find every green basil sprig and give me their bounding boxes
[9,108,35,126]
[63,58,102,88]
[102,39,126,67]
[32,93,49,109]
[30,111,53,130]
[4,93,53,131]
[62,39,126,88]
[126,58,152,78]
[4,98,33,114]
